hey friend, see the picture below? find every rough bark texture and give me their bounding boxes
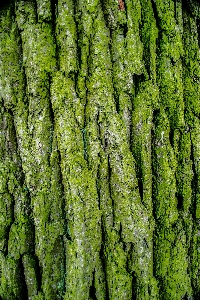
[0,0,200,299]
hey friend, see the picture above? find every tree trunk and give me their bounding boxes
[0,0,200,299]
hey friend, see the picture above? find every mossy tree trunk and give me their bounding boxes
[0,0,200,299]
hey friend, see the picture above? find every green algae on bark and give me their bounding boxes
[51,71,102,300]
[152,109,192,299]
[0,0,200,299]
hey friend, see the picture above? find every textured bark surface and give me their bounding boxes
[0,0,200,299]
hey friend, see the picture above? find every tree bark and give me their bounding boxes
[0,0,200,299]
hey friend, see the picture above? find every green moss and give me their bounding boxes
[0,3,68,298]
[183,13,200,292]
[1,1,200,298]
[153,108,192,298]
[15,1,37,31]
[36,0,52,22]
[176,132,193,210]
[140,0,158,82]
[0,13,24,110]
[183,13,200,126]
[125,0,144,74]
[153,109,178,226]
[77,4,158,298]
[132,81,159,214]
[155,227,192,300]
[103,0,134,144]
[22,254,38,299]
[105,231,132,300]
[186,0,200,18]
[51,71,101,299]
[32,291,45,300]
[56,0,77,75]
[155,0,185,131]
[8,219,33,260]
[0,256,25,299]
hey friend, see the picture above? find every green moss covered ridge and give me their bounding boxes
[0,0,200,299]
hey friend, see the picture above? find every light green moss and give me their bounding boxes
[0,1,200,299]
[32,291,45,300]
[79,3,158,298]
[155,227,192,300]
[0,3,67,298]
[56,0,77,75]
[153,108,192,298]
[126,0,144,74]
[153,109,178,226]
[51,71,101,299]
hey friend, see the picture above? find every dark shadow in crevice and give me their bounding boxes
[190,141,197,221]
[123,0,128,39]
[56,148,72,242]
[13,8,30,125]
[182,293,195,300]
[115,94,120,114]
[73,0,84,99]
[119,222,127,252]
[47,73,55,166]
[169,127,174,148]
[89,271,98,300]
[151,0,160,29]
[151,108,160,223]
[197,18,200,49]
[99,0,111,33]
[99,218,110,300]
[176,192,183,210]
[184,0,200,18]
[171,56,177,67]
[118,18,128,40]
[73,0,81,63]
[19,256,29,300]
[123,20,128,39]
[151,0,162,58]
[50,0,59,70]
[32,0,38,23]
[96,163,101,210]
[137,172,143,203]
[107,155,114,226]
[131,271,137,300]
[50,0,58,23]
[193,291,200,300]
[63,220,72,242]
[4,208,14,257]
[0,0,13,10]
[34,254,42,292]
[152,109,160,127]
[132,151,144,203]
[133,73,145,99]
[81,127,88,162]
[139,2,151,79]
